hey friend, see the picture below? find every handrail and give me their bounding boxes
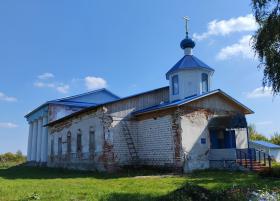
[236,148,272,170]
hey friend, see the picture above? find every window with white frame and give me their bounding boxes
[172,75,179,95]
[202,73,209,93]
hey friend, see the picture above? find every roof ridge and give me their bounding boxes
[54,88,107,102]
[166,55,214,79]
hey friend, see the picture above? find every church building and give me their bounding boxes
[25,20,253,172]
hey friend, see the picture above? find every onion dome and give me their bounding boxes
[180,33,195,49]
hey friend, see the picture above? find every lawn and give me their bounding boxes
[0,163,279,201]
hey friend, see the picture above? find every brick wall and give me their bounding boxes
[135,115,175,166]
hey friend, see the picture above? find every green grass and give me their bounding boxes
[272,162,280,168]
[0,163,279,201]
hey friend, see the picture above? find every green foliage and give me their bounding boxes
[248,124,269,141]
[21,193,41,201]
[251,0,280,94]
[248,123,280,146]
[0,150,26,164]
[270,132,280,145]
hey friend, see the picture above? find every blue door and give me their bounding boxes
[210,130,219,149]
[224,130,236,148]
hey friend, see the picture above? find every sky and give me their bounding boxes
[0,0,279,154]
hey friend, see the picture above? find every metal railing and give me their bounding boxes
[236,148,272,170]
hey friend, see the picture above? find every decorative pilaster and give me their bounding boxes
[172,108,184,170]
[31,120,38,161]
[27,122,33,161]
[36,118,43,162]
[41,116,48,162]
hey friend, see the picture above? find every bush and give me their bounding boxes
[0,150,26,163]
[270,133,280,146]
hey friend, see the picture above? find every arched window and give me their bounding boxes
[67,131,71,154]
[172,75,179,95]
[89,127,95,153]
[202,73,209,93]
[50,138,54,157]
[58,137,62,156]
[77,129,82,153]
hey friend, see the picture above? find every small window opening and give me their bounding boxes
[172,75,179,95]
[202,73,209,93]
[77,129,82,153]
[51,138,54,156]
[89,127,95,153]
[67,131,71,154]
[58,137,62,156]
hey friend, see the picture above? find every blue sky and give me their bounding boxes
[0,0,279,154]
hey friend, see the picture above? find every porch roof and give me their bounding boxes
[208,115,247,129]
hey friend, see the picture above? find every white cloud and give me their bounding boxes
[216,35,254,60]
[0,122,18,128]
[193,14,258,41]
[0,92,17,102]
[34,82,55,88]
[34,82,69,94]
[56,85,70,94]
[35,73,70,93]
[38,73,54,80]
[85,76,107,90]
[246,86,273,99]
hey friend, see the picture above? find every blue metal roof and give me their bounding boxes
[25,88,120,118]
[48,100,97,107]
[252,141,280,149]
[133,89,253,115]
[54,88,120,102]
[166,55,215,79]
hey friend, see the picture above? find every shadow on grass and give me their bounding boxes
[101,182,249,201]
[97,183,212,201]
[0,163,173,180]
[100,193,158,201]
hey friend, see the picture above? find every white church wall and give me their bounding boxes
[180,111,210,172]
[235,128,248,149]
[49,105,83,123]
[109,118,136,165]
[47,87,173,171]
[136,115,174,166]
[168,69,212,102]
[47,109,106,171]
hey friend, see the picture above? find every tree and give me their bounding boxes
[248,124,269,141]
[251,0,280,94]
[270,132,280,145]
[15,150,23,158]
